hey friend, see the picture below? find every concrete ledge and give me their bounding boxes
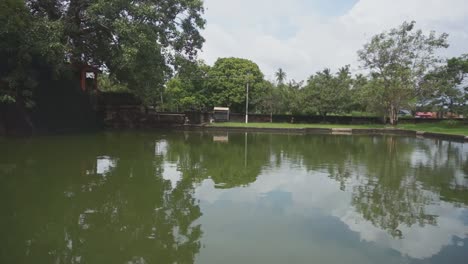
[198,126,306,134]
[305,128,332,134]
[332,128,352,132]
[350,129,379,134]
[331,128,352,135]
[422,132,466,142]
[182,125,468,142]
[379,129,417,136]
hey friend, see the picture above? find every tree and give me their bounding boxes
[303,66,352,116]
[206,58,265,112]
[3,0,206,107]
[356,74,388,119]
[165,58,211,111]
[349,74,369,114]
[279,80,304,115]
[275,68,287,85]
[98,73,129,93]
[421,55,468,115]
[255,80,279,119]
[0,0,64,107]
[358,21,448,125]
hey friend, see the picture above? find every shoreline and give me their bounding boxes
[1,124,467,142]
[181,125,468,142]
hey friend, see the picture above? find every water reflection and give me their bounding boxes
[1,132,467,263]
[0,134,202,264]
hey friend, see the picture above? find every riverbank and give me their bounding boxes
[197,122,468,142]
[209,122,468,136]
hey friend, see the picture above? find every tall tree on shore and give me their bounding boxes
[2,0,206,107]
[421,55,468,115]
[275,68,287,85]
[0,0,64,107]
[303,66,352,116]
[165,58,211,112]
[358,21,448,125]
[206,58,265,112]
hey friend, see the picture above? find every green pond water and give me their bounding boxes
[1,131,468,264]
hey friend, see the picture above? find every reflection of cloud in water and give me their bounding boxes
[195,162,468,260]
[410,140,468,190]
[340,201,468,259]
[96,156,117,176]
[155,140,168,156]
[162,164,182,190]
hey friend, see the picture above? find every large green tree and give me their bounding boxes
[421,54,468,115]
[165,58,211,111]
[275,68,287,85]
[303,66,352,116]
[358,21,448,124]
[206,58,265,112]
[2,0,206,107]
[0,0,64,106]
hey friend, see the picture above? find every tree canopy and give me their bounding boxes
[3,8,468,123]
[358,21,449,124]
[303,66,353,116]
[206,58,265,113]
[1,0,206,106]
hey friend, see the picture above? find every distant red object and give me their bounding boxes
[72,63,101,92]
[415,112,434,118]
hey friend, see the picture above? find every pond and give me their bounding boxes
[1,131,468,264]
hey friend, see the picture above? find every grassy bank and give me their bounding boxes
[210,122,468,136]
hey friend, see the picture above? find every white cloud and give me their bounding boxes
[195,162,468,260]
[200,0,468,81]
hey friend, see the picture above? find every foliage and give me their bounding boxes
[2,0,206,107]
[420,54,468,115]
[275,68,287,85]
[358,21,449,124]
[0,0,65,107]
[98,73,130,93]
[3,3,466,123]
[206,58,265,113]
[274,80,304,115]
[165,58,211,111]
[303,66,353,116]
[254,81,279,116]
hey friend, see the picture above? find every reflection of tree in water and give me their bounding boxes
[0,133,202,264]
[411,139,468,206]
[165,132,272,188]
[2,131,468,262]
[267,134,467,238]
[164,132,466,238]
[348,136,438,238]
[164,132,443,238]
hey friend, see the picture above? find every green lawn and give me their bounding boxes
[397,123,468,136]
[210,122,468,136]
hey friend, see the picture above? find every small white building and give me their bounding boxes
[213,107,230,122]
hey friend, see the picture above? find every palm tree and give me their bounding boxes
[275,68,287,85]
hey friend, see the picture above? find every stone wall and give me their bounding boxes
[100,105,186,128]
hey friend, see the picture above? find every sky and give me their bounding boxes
[199,0,468,82]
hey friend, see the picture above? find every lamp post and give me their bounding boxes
[245,80,249,123]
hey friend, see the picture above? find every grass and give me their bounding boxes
[397,123,468,136]
[210,122,468,136]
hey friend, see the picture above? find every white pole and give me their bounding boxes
[245,81,249,123]
[244,132,247,168]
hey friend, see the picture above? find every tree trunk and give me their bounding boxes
[160,91,164,111]
[389,104,398,126]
